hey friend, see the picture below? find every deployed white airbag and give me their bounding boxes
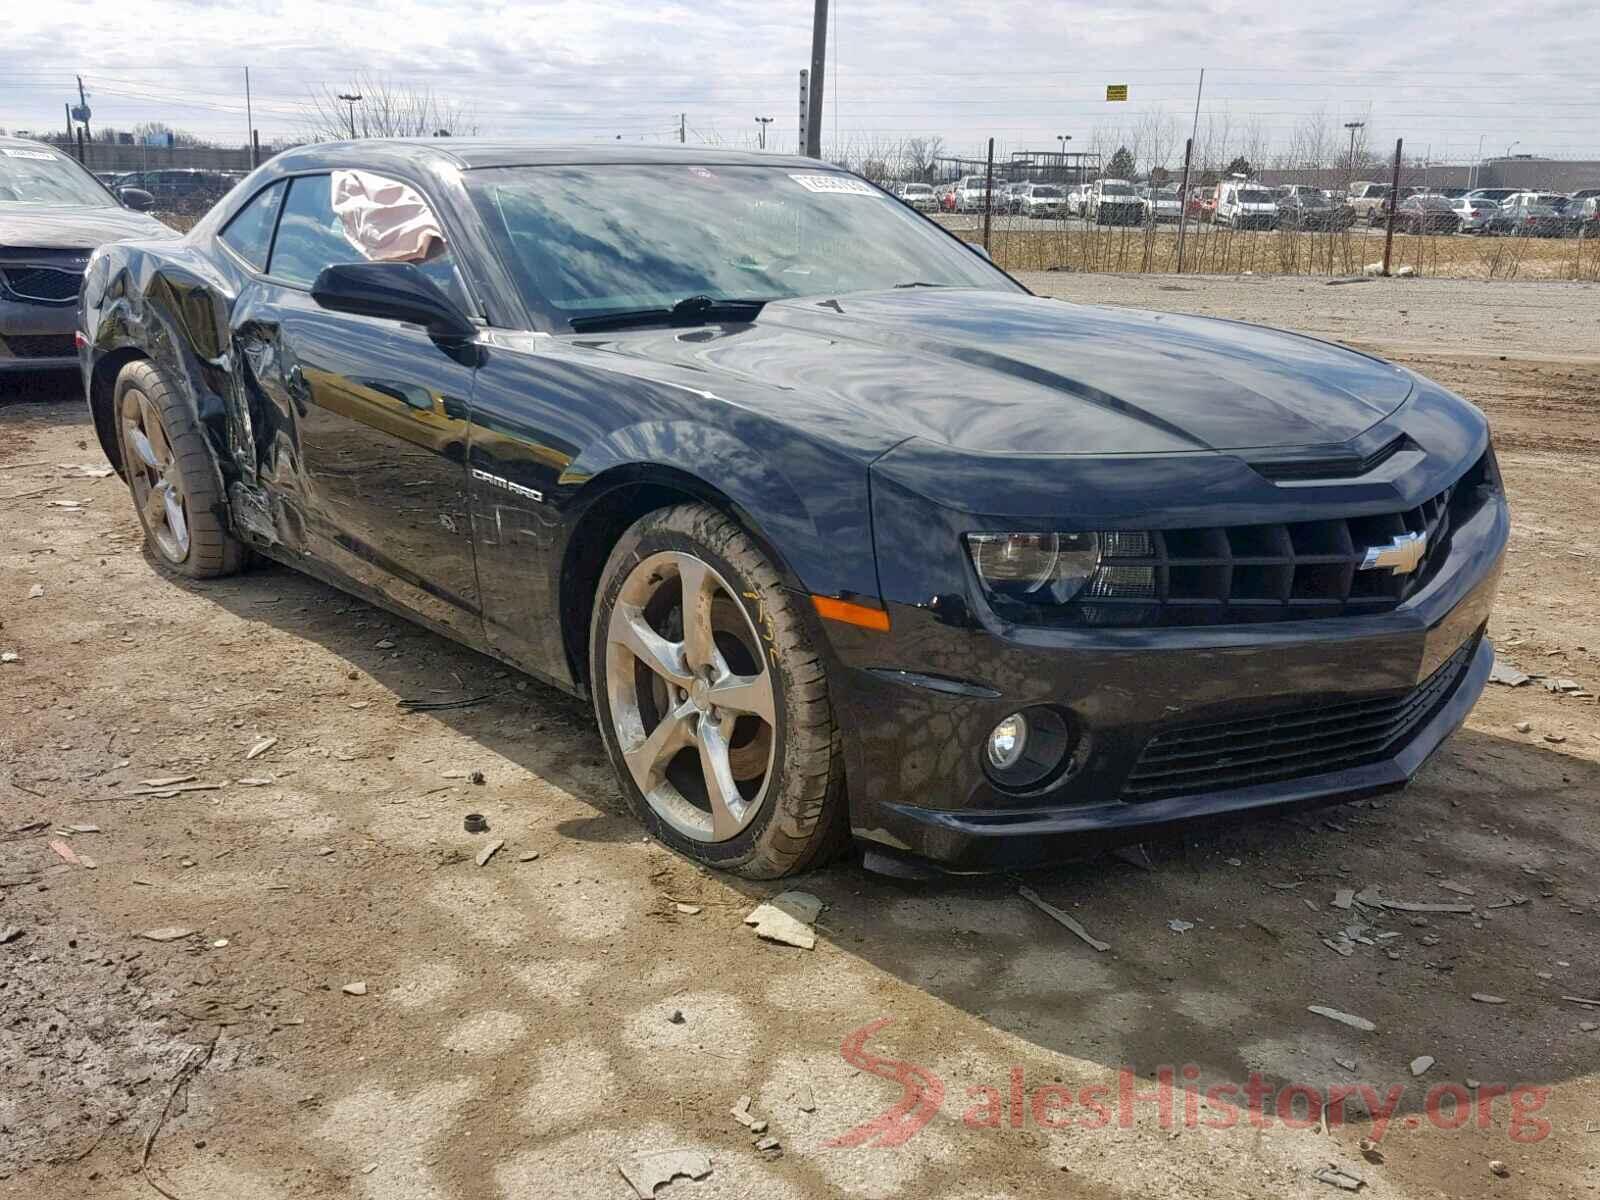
[330,170,446,263]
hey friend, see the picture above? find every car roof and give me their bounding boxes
[268,139,830,173]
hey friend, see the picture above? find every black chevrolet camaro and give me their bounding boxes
[79,142,1508,878]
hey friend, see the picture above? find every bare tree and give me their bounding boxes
[302,74,478,141]
[904,136,945,182]
[1133,110,1179,176]
[1240,115,1270,180]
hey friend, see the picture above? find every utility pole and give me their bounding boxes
[1175,136,1195,273]
[754,116,774,150]
[245,67,256,165]
[679,113,686,144]
[805,0,828,158]
[1343,121,1364,193]
[337,92,362,139]
[798,70,809,155]
[1382,137,1402,277]
[76,75,91,143]
[982,137,995,255]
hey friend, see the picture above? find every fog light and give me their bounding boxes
[982,706,1079,792]
[987,713,1029,770]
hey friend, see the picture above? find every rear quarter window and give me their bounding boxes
[218,181,286,271]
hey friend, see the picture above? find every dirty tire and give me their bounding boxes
[590,503,847,879]
[113,358,245,579]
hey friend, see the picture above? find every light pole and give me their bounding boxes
[754,116,774,150]
[337,92,362,139]
[1472,134,1486,190]
[1343,121,1364,193]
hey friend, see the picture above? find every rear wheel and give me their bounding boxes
[113,360,244,578]
[590,504,846,878]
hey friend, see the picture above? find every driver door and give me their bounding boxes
[225,170,483,639]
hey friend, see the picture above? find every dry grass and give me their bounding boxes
[966,223,1600,282]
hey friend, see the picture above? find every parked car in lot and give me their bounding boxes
[1275,189,1350,230]
[1088,178,1142,225]
[1450,196,1500,233]
[1499,194,1568,237]
[1347,182,1393,222]
[0,135,172,374]
[1505,191,1571,216]
[80,141,1509,877]
[116,168,238,214]
[1216,182,1278,230]
[1464,187,1519,207]
[895,182,938,213]
[1186,185,1218,222]
[1016,183,1066,219]
[1362,189,1425,228]
[1141,187,1182,223]
[1065,184,1090,216]
[938,183,958,212]
[1568,196,1600,237]
[1394,194,1461,234]
[954,175,999,213]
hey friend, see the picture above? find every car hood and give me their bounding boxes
[0,204,176,250]
[576,288,1414,456]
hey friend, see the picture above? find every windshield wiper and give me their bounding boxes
[568,294,769,333]
[892,281,948,289]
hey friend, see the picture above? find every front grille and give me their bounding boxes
[0,333,77,359]
[1121,633,1479,801]
[0,266,83,304]
[1067,453,1494,627]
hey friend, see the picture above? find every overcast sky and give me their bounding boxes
[7,0,1599,165]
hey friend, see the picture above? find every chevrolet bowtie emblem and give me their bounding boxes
[1360,530,1427,575]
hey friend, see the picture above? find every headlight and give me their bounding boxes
[965,532,1101,602]
[966,530,1161,617]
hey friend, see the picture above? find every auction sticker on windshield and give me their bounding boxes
[790,174,879,196]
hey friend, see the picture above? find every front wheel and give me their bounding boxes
[590,504,846,878]
[113,359,245,578]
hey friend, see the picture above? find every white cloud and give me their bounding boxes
[6,0,1599,163]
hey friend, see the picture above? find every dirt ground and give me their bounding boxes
[3,275,1599,1200]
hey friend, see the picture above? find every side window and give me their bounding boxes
[268,171,470,314]
[267,174,359,288]
[218,181,286,271]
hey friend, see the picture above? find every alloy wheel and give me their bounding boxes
[120,387,190,562]
[605,550,778,843]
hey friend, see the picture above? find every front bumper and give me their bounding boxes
[1,298,78,373]
[826,429,1508,872]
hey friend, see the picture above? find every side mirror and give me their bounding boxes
[310,261,476,340]
[119,187,154,212]
[970,243,993,261]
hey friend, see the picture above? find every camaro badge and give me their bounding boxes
[1359,530,1427,574]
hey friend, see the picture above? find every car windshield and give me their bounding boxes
[0,145,113,206]
[1100,184,1134,196]
[467,164,1012,326]
[1238,190,1274,204]
[1031,186,1061,197]
[1153,189,1177,200]
[903,185,931,194]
